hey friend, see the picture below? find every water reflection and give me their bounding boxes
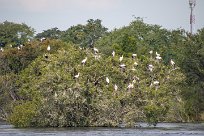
[0,122,204,136]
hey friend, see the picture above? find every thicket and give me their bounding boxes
[0,19,203,127]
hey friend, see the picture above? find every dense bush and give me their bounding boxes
[8,41,184,127]
[1,19,204,128]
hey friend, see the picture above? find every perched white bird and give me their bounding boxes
[132,54,137,59]
[134,62,138,66]
[47,45,51,51]
[153,81,159,90]
[156,55,162,60]
[153,81,159,85]
[119,55,123,62]
[0,47,4,52]
[81,57,87,65]
[119,64,126,68]
[156,52,160,56]
[106,77,110,84]
[170,59,175,66]
[17,46,21,50]
[127,83,134,89]
[148,64,154,72]
[114,84,118,91]
[93,47,99,53]
[74,73,80,78]
[112,51,115,57]
[40,37,46,42]
[149,50,153,54]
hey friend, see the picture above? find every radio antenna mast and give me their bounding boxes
[189,0,196,34]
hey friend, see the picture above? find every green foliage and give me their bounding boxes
[174,29,204,121]
[1,19,204,128]
[35,27,63,40]
[62,19,108,48]
[0,21,34,47]
[0,73,18,120]
[95,19,181,63]
[8,101,38,128]
[8,41,183,127]
[0,39,68,75]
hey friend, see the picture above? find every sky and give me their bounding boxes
[0,0,203,34]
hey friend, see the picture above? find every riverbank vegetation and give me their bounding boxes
[0,18,204,127]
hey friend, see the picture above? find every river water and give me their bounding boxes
[0,122,204,136]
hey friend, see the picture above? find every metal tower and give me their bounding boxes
[189,0,196,34]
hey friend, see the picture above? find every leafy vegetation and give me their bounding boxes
[0,21,34,47]
[0,19,204,127]
[61,19,108,48]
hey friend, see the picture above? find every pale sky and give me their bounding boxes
[0,0,203,34]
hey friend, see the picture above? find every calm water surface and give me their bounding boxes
[0,122,204,136]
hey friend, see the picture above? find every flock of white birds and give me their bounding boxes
[0,38,176,92]
[45,44,176,92]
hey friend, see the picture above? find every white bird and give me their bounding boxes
[119,55,123,62]
[132,79,136,84]
[170,59,175,66]
[112,51,115,57]
[156,55,162,60]
[153,81,159,85]
[134,62,138,66]
[156,52,160,57]
[132,54,137,59]
[0,47,4,52]
[149,50,153,54]
[114,84,118,91]
[74,73,80,78]
[47,45,51,51]
[119,64,126,68]
[153,81,160,90]
[127,83,134,89]
[106,77,110,84]
[81,57,87,65]
[40,37,46,42]
[93,47,99,53]
[148,64,154,72]
[17,46,21,50]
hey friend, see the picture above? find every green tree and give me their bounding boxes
[9,42,183,127]
[62,19,108,48]
[0,39,69,121]
[35,27,63,40]
[0,21,34,47]
[175,28,204,121]
[95,18,181,63]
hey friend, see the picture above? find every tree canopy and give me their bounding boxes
[62,19,108,48]
[0,19,204,127]
[0,21,34,47]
